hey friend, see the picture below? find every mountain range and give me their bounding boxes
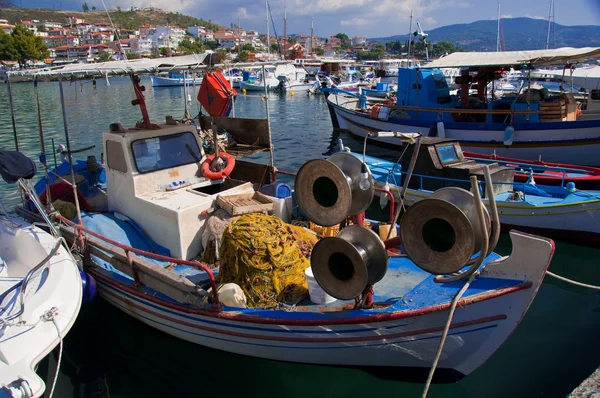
[369,17,600,52]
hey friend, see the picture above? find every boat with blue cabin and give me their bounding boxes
[326,47,600,166]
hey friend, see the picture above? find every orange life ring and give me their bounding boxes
[201,152,235,180]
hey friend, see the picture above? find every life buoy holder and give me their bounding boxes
[201,152,236,180]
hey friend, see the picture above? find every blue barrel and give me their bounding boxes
[242,71,251,81]
[259,182,292,198]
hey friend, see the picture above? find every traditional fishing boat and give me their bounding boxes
[12,57,555,389]
[325,47,600,166]
[0,151,86,398]
[357,135,600,246]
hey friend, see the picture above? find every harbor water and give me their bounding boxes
[1,77,599,397]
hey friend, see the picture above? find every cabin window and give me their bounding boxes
[131,132,202,174]
[436,144,459,164]
[106,140,128,172]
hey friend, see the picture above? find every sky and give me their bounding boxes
[17,0,600,38]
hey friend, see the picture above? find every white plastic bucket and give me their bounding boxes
[305,267,336,304]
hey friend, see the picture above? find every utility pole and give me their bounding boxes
[283,6,287,59]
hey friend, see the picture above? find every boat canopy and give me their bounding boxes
[426,47,600,69]
[11,53,291,79]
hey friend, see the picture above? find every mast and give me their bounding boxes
[310,17,314,56]
[496,2,501,52]
[283,6,287,59]
[266,0,270,60]
[407,10,413,59]
[546,0,554,49]
[237,16,241,55]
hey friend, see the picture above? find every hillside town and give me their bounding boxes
[0,14,381,66]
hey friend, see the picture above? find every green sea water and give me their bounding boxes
[1,77,598,398]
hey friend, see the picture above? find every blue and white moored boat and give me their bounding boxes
[326,47,600,166]
[357,135,600,247]
[150,72,202,87]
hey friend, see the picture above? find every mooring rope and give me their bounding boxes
[546,271,600,290]
[421,271,478,398]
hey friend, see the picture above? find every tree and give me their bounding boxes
[92,6,96,10]
[203,39,218,50]
[241,43,254,52]
[0,30,18,63]
[125,51,140,59]
[315,47,324,56]
[237,50,249,62]
[270,42,279,53]
[82,2,89,11]
[335,33,349,43]
[10,25,49,67]
[178,39,203,55]
[159,47,169,57]
[287,37,296,44]
[97,51,113,62]
[36,25,47,32]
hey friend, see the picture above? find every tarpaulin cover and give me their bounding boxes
[78,212,210,280]
[0,151,36,184]
[198,71,237,117]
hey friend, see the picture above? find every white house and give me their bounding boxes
[153,26,186,49]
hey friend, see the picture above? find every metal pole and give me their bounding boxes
[262,65,275,181]
[34,79,52,207]
[407,10,413,60]
[58,78,83,226]
[386,137,421,239]
[6,78,20,151]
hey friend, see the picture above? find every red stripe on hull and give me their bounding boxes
[89,270,530,326]
[101,287,506,343]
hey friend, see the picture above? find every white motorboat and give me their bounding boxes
[150,72,203,87]
[0,151,84,398]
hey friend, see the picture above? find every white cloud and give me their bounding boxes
[501,13,513,18]
[524,14,547,20]
[237,7,249,19]
[340,17,370,26]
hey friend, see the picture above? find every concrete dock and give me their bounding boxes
[570,366,600,397]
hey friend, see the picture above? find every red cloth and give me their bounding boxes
[41,182,95,212]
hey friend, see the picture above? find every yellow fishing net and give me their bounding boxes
[217,213,318,307]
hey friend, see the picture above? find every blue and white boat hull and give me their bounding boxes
[327,96,600,166]
[88,231,552,381]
